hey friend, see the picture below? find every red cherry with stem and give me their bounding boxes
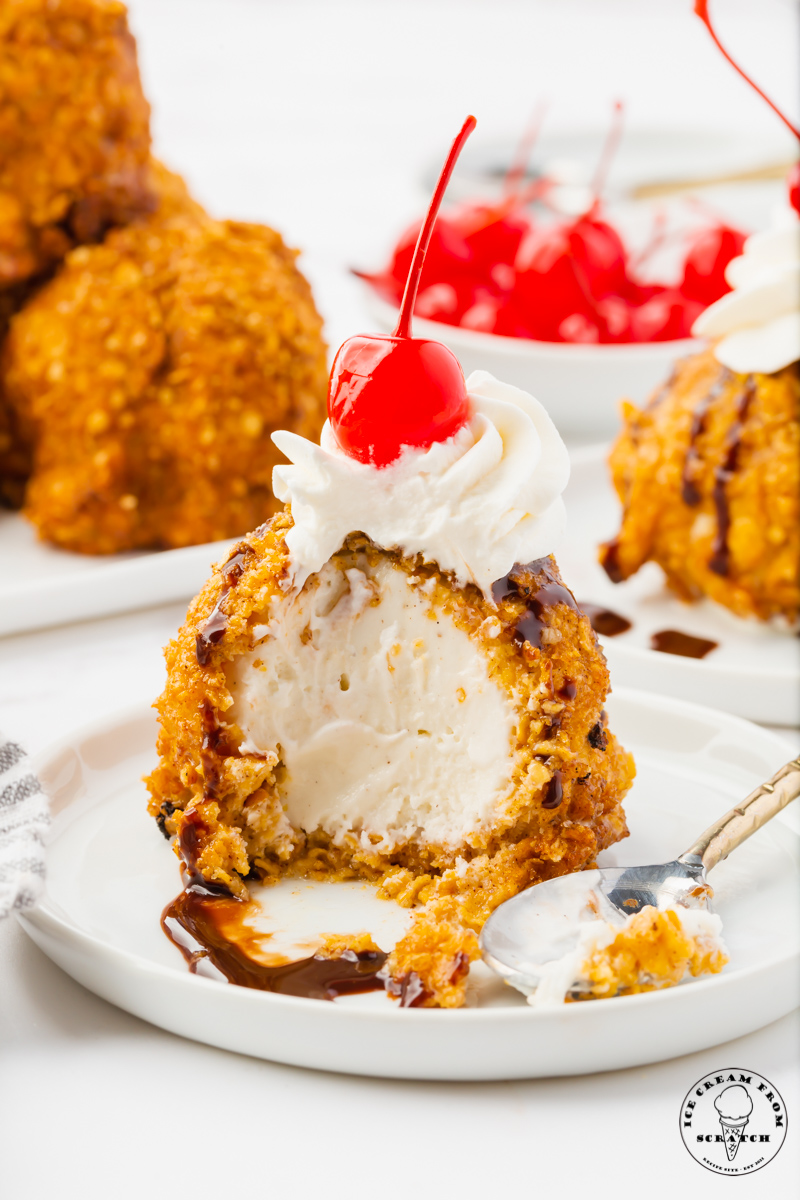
[680,223,747,305]
[695,1,800,211]
[328,117,476,467]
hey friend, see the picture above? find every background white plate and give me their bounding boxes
[559,446,800,726]
[19,690,800,1080]
[0,512,232,636]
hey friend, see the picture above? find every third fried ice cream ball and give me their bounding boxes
[0,0,154,288]
[600,219,800,624]
[2,206,329,553]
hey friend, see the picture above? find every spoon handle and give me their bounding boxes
[679,756,800,873]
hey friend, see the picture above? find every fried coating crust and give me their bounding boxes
[600,349,800,623]
[0,159,198,508]
[2,207,328,551]
[146,517,634,1007]
[0,278,38,505]
[576,907,728,1000]
[0,0,154,288]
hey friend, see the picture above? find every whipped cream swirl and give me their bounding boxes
[693,216,800,374]
[272,371,569,597]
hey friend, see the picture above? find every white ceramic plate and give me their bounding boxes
[0,511,233,636]
[559,446,800,726]
[362,288,698,440]
[18,692,799,1080]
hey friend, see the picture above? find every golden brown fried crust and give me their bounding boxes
[601,349,800,622]
[0,0,154,288]
[0,159,201,510]
[146,519,635,1007]
[0,279,38,505]
[1,209,328,552]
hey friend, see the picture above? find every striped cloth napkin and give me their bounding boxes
[0,731,48,919]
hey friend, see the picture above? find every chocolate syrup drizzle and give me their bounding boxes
[708,378,755,577]
[491,556,579,648]
[681,368,733,506]
[195,545,253,665]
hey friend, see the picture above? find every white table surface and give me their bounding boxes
[2,2,799,1196]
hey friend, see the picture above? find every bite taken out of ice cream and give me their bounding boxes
[148,118,635,1009]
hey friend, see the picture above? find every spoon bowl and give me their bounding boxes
[481,757,800,1000]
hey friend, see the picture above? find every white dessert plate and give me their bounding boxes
[18,690,800,1081]
[0,511,233,637]
[361,289,697,441]
[560,445,800,727]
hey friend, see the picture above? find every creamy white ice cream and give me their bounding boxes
[271,371,569,599]
[693,217,800,374]
[227,555,517,853]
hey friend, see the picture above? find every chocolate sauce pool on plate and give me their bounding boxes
[162,887,389,999]
[578,603,632,637]
[650,629,718,659]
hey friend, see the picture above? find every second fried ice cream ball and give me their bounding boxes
[2,209,329,552]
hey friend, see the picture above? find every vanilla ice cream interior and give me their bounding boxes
[226,554,517,854]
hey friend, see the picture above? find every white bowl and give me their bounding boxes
[362,288,701,440]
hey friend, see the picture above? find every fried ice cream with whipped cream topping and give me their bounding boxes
[0,0,154,289]
[601,221,800,624]
[1,203,328,552]
[147,373,634,1008]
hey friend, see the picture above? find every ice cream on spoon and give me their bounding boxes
[481,756,800,1004]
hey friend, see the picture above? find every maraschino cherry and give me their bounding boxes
[328,117,476,466]
[507,101,630,343]
[695,0,800,214]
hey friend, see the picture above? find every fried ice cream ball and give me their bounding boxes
[0,0,154,288]
[146,518,634,1008]
[0,159,198,508]
[1,210,329,552]
[600,349,800,623]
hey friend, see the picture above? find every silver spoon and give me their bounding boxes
[480,756,800,1000]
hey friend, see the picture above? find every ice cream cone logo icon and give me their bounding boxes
[714,1085,754,1161]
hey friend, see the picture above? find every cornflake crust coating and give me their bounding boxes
[575,907,728,1000]
[1,204,328,552]
[147,517,635,1008]
[0,0,154,289]
[0,278,38,506]
[0,161,196,509]
[601,348,800,623]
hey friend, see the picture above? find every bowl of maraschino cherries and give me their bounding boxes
[356,104,747,439]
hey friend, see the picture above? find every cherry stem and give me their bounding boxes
[589,99,625,208]
[393,115,477,339]
[695,0,800,141]
[503,99,547,200]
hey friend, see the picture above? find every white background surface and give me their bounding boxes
[1,1,799,1196]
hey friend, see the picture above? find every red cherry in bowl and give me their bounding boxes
[328,117,476,466]
[680,223,746,306]
[787,162,800,215]
[388,216,473,292]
